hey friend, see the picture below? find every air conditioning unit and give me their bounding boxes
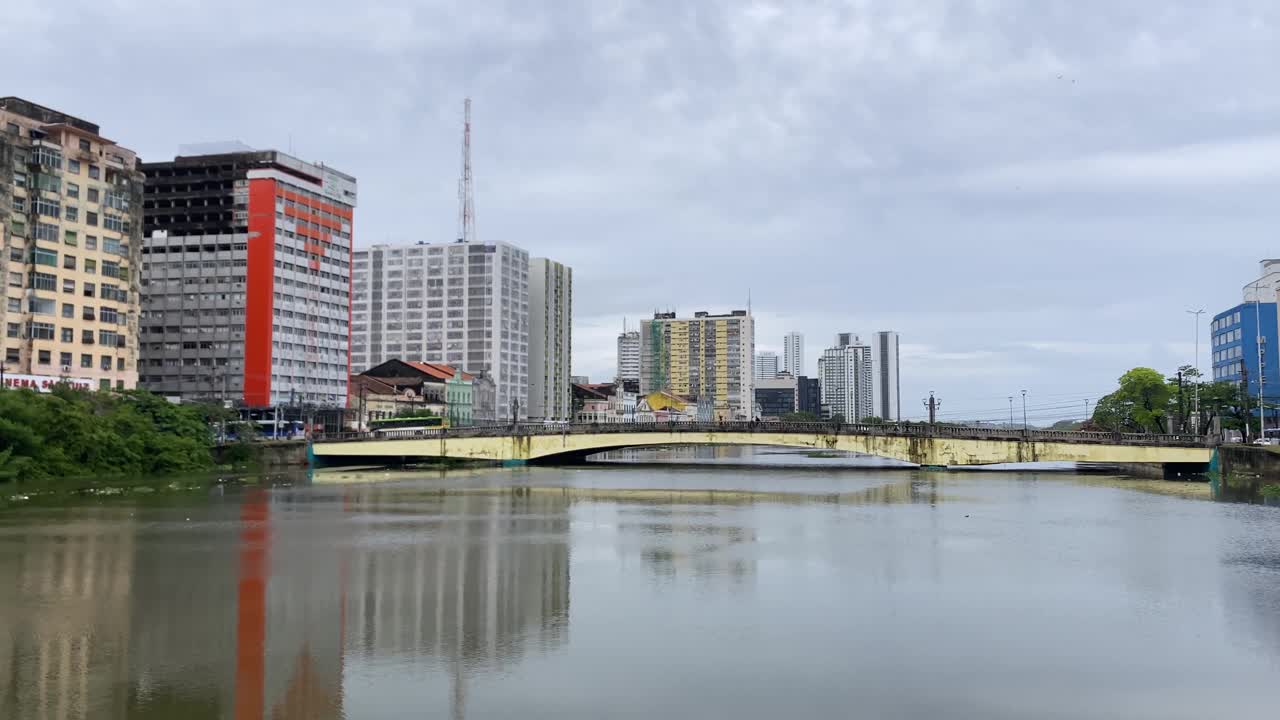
[60,365,72,374]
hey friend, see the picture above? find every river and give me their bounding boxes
[1,447,1278,719]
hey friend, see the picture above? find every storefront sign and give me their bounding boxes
[0,373,94,392]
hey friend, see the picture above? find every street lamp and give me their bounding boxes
[1187,308,1204,434]
[1248,280,1266,442]
[1021,390,1028,431]
[1008,396,1014,428]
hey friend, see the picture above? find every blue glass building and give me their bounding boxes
[1211,302,1278,403]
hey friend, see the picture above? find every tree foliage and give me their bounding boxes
[781,411,819,422]
[0,386,227,483]
[1091,367,1172,433]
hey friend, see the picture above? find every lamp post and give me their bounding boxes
[1008,396,1014,428]
[1187,308,1204,434]
[1021,390,1028,431]
[1249,281,1266,441]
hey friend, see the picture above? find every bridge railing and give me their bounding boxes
[312,421,1212,447]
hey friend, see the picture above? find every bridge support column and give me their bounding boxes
[502,459,527,467]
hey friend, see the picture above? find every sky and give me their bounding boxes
[4,0,1277,423]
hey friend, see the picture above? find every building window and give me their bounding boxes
[31,272,57,291]
[37,350,51,365]
[100,355,112,371]
[87,188,99,203]
[79,138,91,151]
[67,159,80,174]
[5,323,17,338]
[60,328,72,343]
[88,165,100,179]
[87,212,98,227]
[64,206,78,223]
[63,254,77,270]
[84,258,96,274]
[66,182,80,199]
[33,248,58,267]
[86,235,98,250]
[82,330,94,345]
[80,353,92,368]
[84,282,95,298]
[64,230,77,246]
[34,198,60,218]
[28,322,55,340]
[31,146,63,169]
[62,278,75,294]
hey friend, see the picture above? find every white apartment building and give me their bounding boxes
[819,333,873,421]
[871,330,901,421]
[529,257,572,421]
[783,331,804,376]
[352,241,529,419]
[754,350,778,379]
[616,328,640,384]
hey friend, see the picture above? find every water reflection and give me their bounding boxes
[4,463,1280,719]
[0,485,571,720]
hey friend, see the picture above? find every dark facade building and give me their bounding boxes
[138,149,356,407]
[797,375,821,416]
[754,375,797,420]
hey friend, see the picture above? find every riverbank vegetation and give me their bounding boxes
[1091,365,1251,434]
[0,386,232,482]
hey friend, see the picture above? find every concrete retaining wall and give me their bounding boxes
[1215,446,1280,503]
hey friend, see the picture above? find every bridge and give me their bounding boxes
[311,422,1214,469]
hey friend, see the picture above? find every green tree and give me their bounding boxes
[0,386,223,483]
[1091,367,1172,433]
[781,411,819,422]
[1199,380,1248,432]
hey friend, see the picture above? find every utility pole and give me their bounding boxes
[1021,389,1028,431]
[1187,308,1204,433]
[1177,370,1185,433]
[1008,396,1014,428]
[922,392,940,425]
[1241,366,1251,442]
[1083,399,1090,424]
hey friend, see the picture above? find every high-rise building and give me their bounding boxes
[783,331,804,375]
[640,309,754,420]
[616,327,640,384]
[529,257,572,421]
[819,334,873,421]
[871,330,901,421]
[351,241,529,418]
[138,149,356,407]
[754,350,778,379]
[1,97,144,391]
[796,375,821,416]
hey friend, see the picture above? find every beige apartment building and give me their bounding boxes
[0,97,143,391]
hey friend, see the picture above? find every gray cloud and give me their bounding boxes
[6,0,1277,419]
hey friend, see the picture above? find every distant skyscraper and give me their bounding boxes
[754,351,779,379]
[616,326,640,384]
[871,331,901,421]
[819,335,873,421]
[784,332,804,376]
[529,258,573,421]
[796,375,821,416]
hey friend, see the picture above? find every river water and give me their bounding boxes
[1,448,1279,719]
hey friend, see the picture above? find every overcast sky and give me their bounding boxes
[6,1,1277,422]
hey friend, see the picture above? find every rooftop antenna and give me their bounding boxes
[747,288,752,315]
[457,98,476,243]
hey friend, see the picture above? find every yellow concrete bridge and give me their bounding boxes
[311,422,1214,469]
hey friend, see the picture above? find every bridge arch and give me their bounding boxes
[312,422,1213,469]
